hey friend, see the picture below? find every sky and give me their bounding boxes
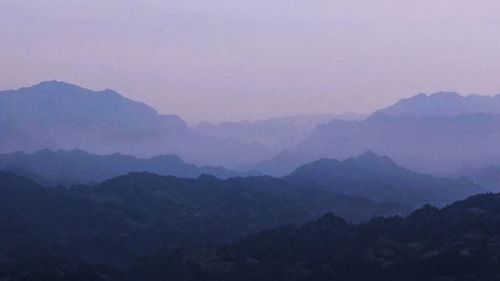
[1,1,500,123]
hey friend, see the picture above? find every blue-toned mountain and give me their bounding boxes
[0,81,269,167]
[377,91,500,117]
[285,151,482,207]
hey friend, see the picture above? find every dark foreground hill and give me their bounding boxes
[130,192,500,281]
[5,183,500,280]
[0,171,408,280]
[0,149,241,186]
[285,151,482,207]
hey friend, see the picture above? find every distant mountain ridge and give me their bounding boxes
[0,148,481,207]
[0,149,242,186]
[0,81,270,167]
[456,165,500,192]
[377,91,500,117]
[193,113,366,152]
[4,83,500,177]
[253,112,500,176]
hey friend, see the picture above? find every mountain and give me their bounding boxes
[193,113,366,152]
[0,149,242,186]
[0,171,409,277]
[285,152,482,207]
[0,80,188,150]
[0,81,270,167]
[133,192,500,281]
[254,113,500,176]
[377,91,500,117]
[456,166,500,192]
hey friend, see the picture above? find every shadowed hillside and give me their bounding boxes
[4,182,500,281]
[131,192,500,281]
[0,171,409,279]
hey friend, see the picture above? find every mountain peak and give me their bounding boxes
[35,80,73,86]
[98,88,124,98]
[285,151,481,207]
[428,91,461,99]
[19,81,124,100]
[356,150,378,159]
[287,152,403,182]
[349,151,401,174]
[355,151,395,164]
[30,80,86,93]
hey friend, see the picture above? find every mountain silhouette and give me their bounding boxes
[285,151,483,207]
[0,171,409,276]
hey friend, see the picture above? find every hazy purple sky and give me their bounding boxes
[1,1,500,122]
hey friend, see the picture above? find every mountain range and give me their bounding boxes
[0,148,481,208]
[1,82,500,281]
[3,82,500,177]
[1,170,498,280]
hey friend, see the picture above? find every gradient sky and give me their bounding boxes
[1,1,500,123]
